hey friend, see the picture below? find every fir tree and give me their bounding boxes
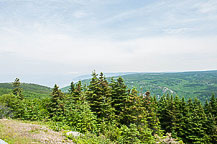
[69,81,75,94]
[48,84,65,121]
[143,92,161,136]
[110,77,128,119]
[87,72,114,122]
[73,81,83,102]
[12,78,24,100]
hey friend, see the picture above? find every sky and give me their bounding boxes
[0,0,217,87]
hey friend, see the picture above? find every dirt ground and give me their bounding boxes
[0,119,74,144]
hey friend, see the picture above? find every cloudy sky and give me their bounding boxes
[0,0,217,86]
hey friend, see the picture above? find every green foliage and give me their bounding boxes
[63,70,217,104]
[86,72,115,122]
[12,78,24,100]
[121,88,146,126]
[48,84,65,121]
[120,124,141,144]
[0,82,51,99]
[69,132,113,144]
[110,77,128,123]
[64,95,98,133]
[1,74,216,144]
[0,104,12,118]
[22,98,49,121]
[0,93,24,118]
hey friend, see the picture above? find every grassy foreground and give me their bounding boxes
[0,119,73,144]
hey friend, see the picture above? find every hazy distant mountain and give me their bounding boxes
[62,70,217,103]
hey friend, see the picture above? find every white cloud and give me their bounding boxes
[73,10,88,18]
[195,0,217,13]
[0,0,217,86]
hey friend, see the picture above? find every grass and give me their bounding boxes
[0,120,41,144]
[0,119,73,144]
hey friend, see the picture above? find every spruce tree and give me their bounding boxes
[12,78,24,100]
[49,84,65,121]
[143,92,161,136]
[87,72,114,122]
[121,88,154,142]
[122,88,146,126]
[183,98,209,143]
[73,81,83,102]
[69,81,75,94]
[110,77,128,118]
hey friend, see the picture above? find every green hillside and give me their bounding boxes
[62,70,217,102]
[0,83,52,98]
[121,70,217,102]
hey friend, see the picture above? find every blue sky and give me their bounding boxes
[0,0,217,86]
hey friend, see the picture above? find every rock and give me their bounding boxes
[0,139,8,144]
[66,131,82,137]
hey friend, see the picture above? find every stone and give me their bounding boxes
[0,139,8,144]
[66,131,82,137]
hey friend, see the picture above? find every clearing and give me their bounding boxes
[0,119,74,144]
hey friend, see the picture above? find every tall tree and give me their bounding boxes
[87,72,114,122]
[48,84,65,121]
[12,78,23,100]
[143,92,161,136]
[69,81,75,94]
[110,77,128,116]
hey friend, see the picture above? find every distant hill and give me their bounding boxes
[0,83,52,98]
[121,70,217,102]
[62,70,217,103]
[61,72,136,92]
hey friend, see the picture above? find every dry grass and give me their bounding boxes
[0,119,74,144]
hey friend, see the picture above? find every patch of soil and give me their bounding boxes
[0,119,74,144]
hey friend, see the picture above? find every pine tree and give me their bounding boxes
[175,97,187,140]
[69,81,75,94]
[122,88,146,126]
[210,94,217,118]
[73,81,83,102]
[64,92,97,133]
[12,78,24,100]
[204,95,217,143]
[121,88,154,142]
[48,84,65,121]
[158,94,171,134]
[87,72,114,122]
[110,77,128,119]
[183,98,209,143]
[143,92,161,136]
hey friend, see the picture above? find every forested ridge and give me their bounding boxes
[0,72,217,143]
[0,82,52,99]
[62,70,217,104]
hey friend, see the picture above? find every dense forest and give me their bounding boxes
[0,72,217,143]
[62,70,217,104]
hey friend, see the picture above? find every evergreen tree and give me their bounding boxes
[158,94,171,133]
[69,81,75,94]
[182,98,209,143]
[122,88,146,126]
[12,78,24,100]
[48,84,65,121]
[73,81,83,102]
[143,92,161,136]
[87,71,114,122]
[64,92,97,133]
[121,88,154,142]
[110,77,128,121]
[209,94,217,118]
